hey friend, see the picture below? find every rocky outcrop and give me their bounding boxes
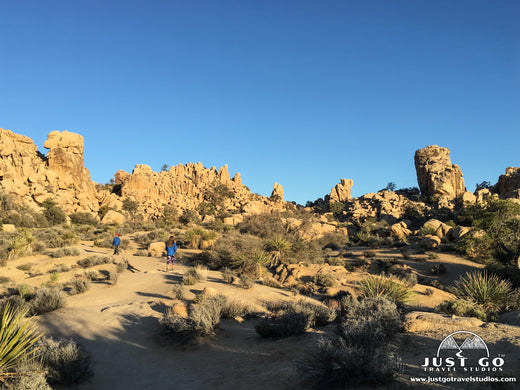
[270,182,284,202]
[330,179,353,203]
[496,167,520,199]
[0,128,115,213]
[115,162,278,218]
[414,145,465,200]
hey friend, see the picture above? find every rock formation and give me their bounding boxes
[330,179,353,203]
[495,167,520,199]
[414,145,465,200]
[270,182,284,202]
[0,128,117,213]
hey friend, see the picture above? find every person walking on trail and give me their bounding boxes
[112,234,121,255]
[165,235,177,272]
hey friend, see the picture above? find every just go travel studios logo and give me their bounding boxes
[421,331,506,373]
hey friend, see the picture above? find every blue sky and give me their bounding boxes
[1,0,518,204]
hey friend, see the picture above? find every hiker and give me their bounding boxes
[112,234,121,255]
[165,235,177,271]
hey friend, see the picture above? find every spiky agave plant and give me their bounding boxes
[453,271,512,311]
[0,303,43,370]
[359,275,414,306]
[265,236,291,267]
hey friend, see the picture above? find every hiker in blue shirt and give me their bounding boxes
[165,235,177,272]
[112,234,121,255]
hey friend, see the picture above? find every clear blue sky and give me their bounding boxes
[1,0,518,205]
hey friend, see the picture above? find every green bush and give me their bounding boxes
[452,271,511,312]
[438,299,488,322]
[69,212,98,226]
[314,273,335,288]
[457,199,520,265]
[359,275,414,306]
[41,199,66,226]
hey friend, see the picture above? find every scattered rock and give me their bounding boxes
[403,311,483,333]
[148,242,165,257]
[101,210,126,225]
[496,167,520,199]
[1,224,16,232]
[171,302,189,318]
[330,179,353,203]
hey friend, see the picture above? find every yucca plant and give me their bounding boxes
[453,272,512,312]
[7,229,35,260]
[359,275,414,305]
[0,303,43,370]
[265,236,291,267]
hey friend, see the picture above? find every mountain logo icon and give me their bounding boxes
[437,331,489,358]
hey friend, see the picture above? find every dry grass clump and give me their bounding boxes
[221,268,235,284]
[220,299,254,319]
[48,247,80,258]
[37,337,93,386]
[255,300,336,338]
[182,265,208,286]
[76,255,113,268]
[67,277,91,295]
[30,287,66,315]
[160,295,226,342]
[172,285,185,300]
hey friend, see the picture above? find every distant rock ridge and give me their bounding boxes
[414,145,465,200]
[0,128,290,221]
[330,179,353,203]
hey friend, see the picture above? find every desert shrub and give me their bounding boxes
[300,296,400,387]
[430,280,443,290]
[255,300,333,338]
[37,337,93,386]
[438,299,488,322]
[17,284,34,300]
[50,263,70,273]
[431,263,447,275]
[172,285,185,300]
[181,274,197,286]
[77,255,112,268]
[7,229,35,260]
[68,278,90,295]
[69,212,98,226]
[297,282,319,296]
[0,303,43,371]
[0,359,51,389]
[457,199,520,265]
[178,209,201,225]
[339,297,401,348]
[160,295,226,340]
[220,299,252,319]
[359,275,414,306]
[261,276,281,288]
[363,250,376,258]
[185,228,218,249]
[48,247,80,258]
[400,248,412,259]
[452,271,511,312]
[41,199,66,226]
[314,273,335,288]
[265,236,291,267]
[232,249,269,277]
[0,276,13,285]
[135,249,149,257]
[237,274,253,289]
[30,287,66,315]
[424,288,434,296]
[319,232,349,250]
[107,271,119,284]
[400,272,417,288]
[15,263,33,272]
[49,272,60,284]
[484,263,520,289]
[300,338,396,388]
[238,213,288,239]
[0,296,29,316]
[427,252,439,260]
[82,271,98,281]
[221,268,235,284]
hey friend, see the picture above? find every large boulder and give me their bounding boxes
[495,167,520,199]
[414,145,465,200]
[101,210,125,225]
[148,241,166,257]
[330,179,353,203]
